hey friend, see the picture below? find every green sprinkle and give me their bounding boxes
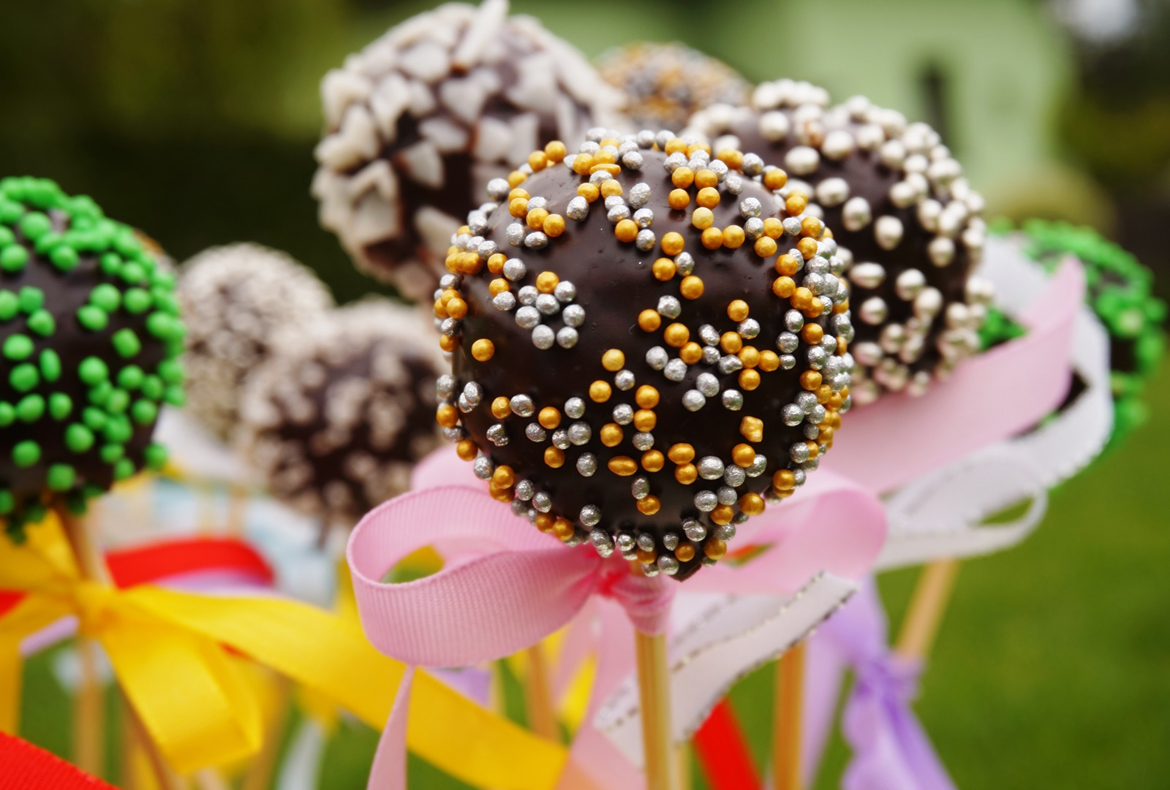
[49,392,72,420]
[104,414,132,444]
[112,328,141,358]
[3,334,33,360]
[40,349,61,382]
[0,403,13,426]
[10,363,39,392]
[89,284,122,313]
[99,444,123,463]
[78,357,108,385]
[65,423,95,453]
[152,293,180,316]
[18,212,51,240]
[49,245,79,272]
[76,305,109,331]
[82,408,107,431]
[23,503,47,525]
[46,464,76,491]
[131,399,158,425]
[34,233,61,255]
[99,253,122,276]
[16,394,44,422]
[105,388,130,414]
[117,365,144,389]
[123,288,151,314]
[12,441,40,468]
[0,200,20,223]
[88,380,112,406]
[0,245,29,272]
[121,262,146,284]
[144,443,168,470]
[141,375,164,400]
[0,292,18,321]
[163,385,186,407]
[18,287,44,314]
[157,359,184,385]
[0,227,12,245]
[146,312,173,339]
[27,310,55,336]
[113,458,136,481]
[0,491,13,514]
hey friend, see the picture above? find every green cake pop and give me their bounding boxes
[0,177,185,537]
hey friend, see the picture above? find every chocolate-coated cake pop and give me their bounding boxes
[687,80,993,404]
[177,244,334,442]
[239,300,445,527]
[434,130,855,580]
[597,42,750,133]
[0,177,184,534]
[312,0,625,301]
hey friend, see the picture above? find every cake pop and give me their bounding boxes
[687,80,993,404]
[311,0,625,300]
[433,130,855,580]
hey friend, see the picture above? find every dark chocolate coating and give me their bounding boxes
[450,148,849,580]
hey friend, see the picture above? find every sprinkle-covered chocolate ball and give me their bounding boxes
[597,42,750,133]
[0,177,184,534]
[435,130,855,580]
[688,81,993,404]
[311,0,624,300]
[239,300,444,528]
[178,244,334,442]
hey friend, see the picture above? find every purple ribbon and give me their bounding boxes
[810,579,956,790]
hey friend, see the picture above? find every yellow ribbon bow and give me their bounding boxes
[0,515,566,788]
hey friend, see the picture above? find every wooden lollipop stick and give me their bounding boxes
[524,644,559,741]
[636,630,677,790]
[122,689,186,790]
[771,641,806,790]
[895,559,961,661]
[59,510,106,778]
[225,485,249,539]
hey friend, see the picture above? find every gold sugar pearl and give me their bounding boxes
[471,339,495,362]
[773,469,796,490]
[785,193,808,215]
[720,331,743,354]
[639,309,662,331]
[508,188,530,201]
[528,151,549,171]
[740,416,764,443]
[535,513,555,532]
[717,149,743,169]
[772,276,796,298]
[536,271,559,293]
[446,297,467,319]
[675,543,696,562]
[601,180,624,198]
[578,183,600,202]
[543,214,565,237]
[675,463,698,485]
[664,138,688,155]
[433,300,447,319]
[791,288,814,310]
[696,187,720,208]
[802,324,825,344]
[637,547,657,564]
[732,443,756,468]
[816,384,833,405]
[508,170,527,188]
[739,493,766,517]
[553,518,575,541]
[572,154,594,174]
[544,447,565,468]
[762,218,784,239]
[664,323,690,347]
[679,275,704,300]
[739,369,761,390]
[544,140,567,162]
[599,137,621,149]
[701,227,724,249]
[801,371,823,391]
[492,465,516,489]
[590,380,612,402]
[668,189,691,210]
[661,232,685,256]
[695,170,719,189]
[602,348,625,371]
[491,397,510,419]
[680,342,703,364]
[635,385,660,409]
[509,197,529,217]
[633,409,657,432]
[637,496,662,515]
[652,258,677,281]
[457,225,472,236]
[722,225,746,249]
[456,440,477,461]
[834,299,850,315]
[763,170,788,191]
[688,142,712,156]
[668,443,695,463]
[489,278,510,296]
[806,441,820,460]
[797,238,819,260]
[672,167,695,188]
[758,350,780,372]
[436,404,458,429]
[711,505,734,526]
[600,423,624,447]
[754,237,778,258]
[592,164,621,178]
[615,219,638,242]
[608,457,638,476]
[439,335,459,352]
[691,207,714,230]
[801,216,824,238]
[595,147,617,164]
[527,207,549,231]
[488,253,507,274]
[642,450,665,473]
[807,297,825,317]
[738,346,760,368]
[727,300,750,322]
[538,407,562,429]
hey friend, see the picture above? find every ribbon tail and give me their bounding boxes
[801,627,850,786]
[368,666,415,790]
[841,683,955,790]
[884,699,956,790]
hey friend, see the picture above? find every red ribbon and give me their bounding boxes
[0,732,118,790]
[694,700,760,790]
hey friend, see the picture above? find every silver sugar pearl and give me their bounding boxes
[590,529,614,557]
[717,487,738,506]
[613,404,634,424]
[525,422,547,442]
[503,258,527,281]
[646,346,669,370]
[493,291,517,311]
[719,355,744,374]
[694,491,718,512]
[436,374,456,398]
[636,533,656,552]
[702,346,721,365]
[635,229,656,251]
[536,293,560,315]
[562,304,585,327]
[577,453,598,477]
[532,325,555,349]
[662,532,680,551]
[510,394,535,417]
[747,455,768,477]
[675,252,695,276]
[486,423,509,446]
[682,390,706,411]
[663,359,687,382]
[790,443,811,463]
[629,183,651,208]
[658,556,680,576]
[698,456,725,480]
[533,492,552,512]
[567,422,591,445]
[554,281,577,302]
[738,318,760,339]
[633,208,654,228]
[632,432,655,451]
[785,310,805,332]
[565,397,586,419]
[556,327,579,348]
[524,231,548,249]
[506,223,525,246]
[657,295,682,318]
[552,429,570,449]
[684,520,707,541]
[782,404,804,426]
[472,455,494,480]
[696,373,719,397]
[699,324,720,346]
[517,286,539,306]
[515,480,535,500]
[566,196,589,221]
[631,477,650,500]
[581,505,602,527]
[616,533,636,552]
[614,370,635,390]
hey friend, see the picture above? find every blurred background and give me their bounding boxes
[3,0,1168,787]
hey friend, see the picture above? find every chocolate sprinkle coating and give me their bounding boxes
[177,244,335,442]
[597,42,750,132]
[312,0,624,300]
[239,300,444,528]
[0,177,184,535]
[687,81,993,404]
[436,130,855,580]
